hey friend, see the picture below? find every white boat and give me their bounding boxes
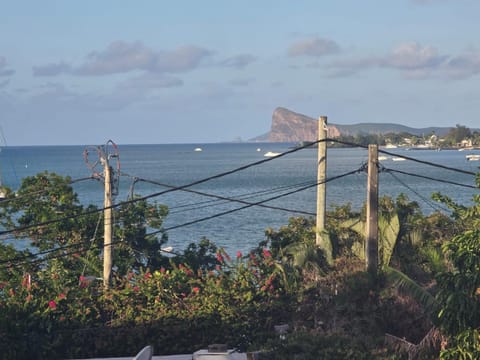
[384,144,398,149]
[466,154,480,161]
[264,151,281,157]
[194,147,203,152]
[378,155,388,161]
[392,157,406,161]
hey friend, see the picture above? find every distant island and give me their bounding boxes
[251,107,478,143]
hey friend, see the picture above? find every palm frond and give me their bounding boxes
[384,266,438,315]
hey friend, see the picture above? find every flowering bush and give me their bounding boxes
[0,245,293,359]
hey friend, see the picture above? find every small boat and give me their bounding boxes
[194,147,203,152]
[392,157,406,161]
[378,156,388,161]
[384,144,398,149]
[466,154,480,161]
[264,151,281,157]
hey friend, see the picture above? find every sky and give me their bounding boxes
[1,0,479,146]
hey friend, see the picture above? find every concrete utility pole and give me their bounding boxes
[316,116,328,247]
[366,144,379,275]
[101,155,113,289]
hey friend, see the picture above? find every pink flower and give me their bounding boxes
[236,251,242,258]
[144,272,152,279]
[58,293,66,300]
[216,252,224,263]
[192,287,200,294]
[263,249,272,258]
[48,300,57,309]
[133,286,140,292]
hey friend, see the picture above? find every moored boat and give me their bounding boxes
[466,154,480,161]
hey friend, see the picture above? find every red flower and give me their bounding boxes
[144,272,152,279]
[133,286,140,292]
[216,252,224,263]
[263,249,272,258]
[48,300,57,309]
[192,287,200,294]
[58,293,66,300]
[236,251,242,258]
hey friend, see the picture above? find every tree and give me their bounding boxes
[444,124,472,146]
[0,172,169,279]
[433,174,480,358]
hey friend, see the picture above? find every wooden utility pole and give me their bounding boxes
[366,144,379,275]
[102,155,113,289]
[316,116,327,247]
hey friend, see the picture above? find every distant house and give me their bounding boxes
[460,139,473,148]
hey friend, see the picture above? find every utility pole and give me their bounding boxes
[316,116,327,247]
[366,144,379,275]
[83,140,119,289]
[83,140,120,289]
[101,155,113,289]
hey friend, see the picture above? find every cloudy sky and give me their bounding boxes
[1,0,479,145]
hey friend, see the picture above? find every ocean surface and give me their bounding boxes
[0,142,479,255]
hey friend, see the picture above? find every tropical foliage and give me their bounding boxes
[0,169,479,359]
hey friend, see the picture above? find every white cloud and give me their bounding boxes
[33,62,71,76]
[118,73,183,90]
[442,50,480,79]
[75,41,154,75]
[288,37,340,57]
[33,41,214,77]
[324,42,480,80]
[382,42,446,70]
[149,45,213,73]
[219,54,257,69]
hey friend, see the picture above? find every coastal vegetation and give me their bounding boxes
[0,168,479,359]
[331,124,480,149]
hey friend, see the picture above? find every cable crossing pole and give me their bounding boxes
[316,116,332,263]
[366,144,379,276]
[84,140,120,290]
[101,155,113,289]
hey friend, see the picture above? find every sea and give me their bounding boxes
[0,142,479,255]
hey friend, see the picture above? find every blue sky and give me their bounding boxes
[1,0,479,145]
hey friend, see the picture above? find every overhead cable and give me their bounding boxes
[152,166,365,235]
[329,138,477,176]
[0,139,325,237]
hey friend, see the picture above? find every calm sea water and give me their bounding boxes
[1,143,479,254]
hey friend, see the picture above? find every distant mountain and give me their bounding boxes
[251,107,459,142]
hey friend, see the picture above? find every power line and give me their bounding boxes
[0,176,98,205]
[154,166,365,235]
[383,170,451,214]
[381,166,478,190]
[0,139,325,237]
[329,139,477,176]
[168,180,317,213]
[135,177,317,216]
